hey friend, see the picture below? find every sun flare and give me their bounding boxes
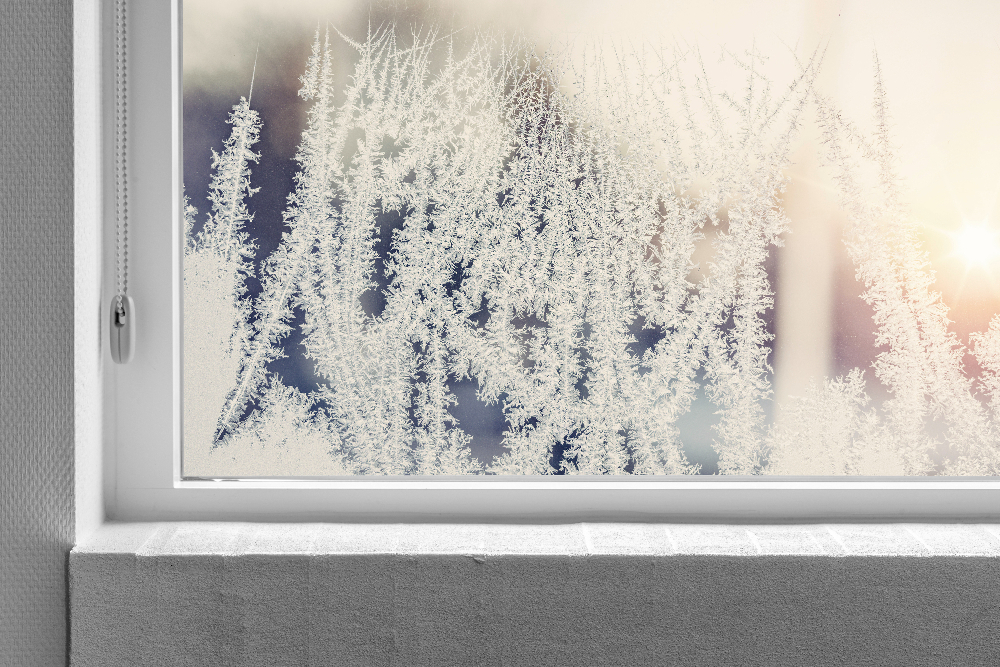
[950,222,1000,271]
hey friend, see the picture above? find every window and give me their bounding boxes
[105,0,1000,521]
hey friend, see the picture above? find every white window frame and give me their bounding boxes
[85,0,1000,524]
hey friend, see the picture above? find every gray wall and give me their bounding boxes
[70,552,1000,666]
[70,522,1000,666]
[0,0,75,665]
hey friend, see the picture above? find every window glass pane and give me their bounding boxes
[182,0,1000,477]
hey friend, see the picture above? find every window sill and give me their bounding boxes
[73,521,1000,557]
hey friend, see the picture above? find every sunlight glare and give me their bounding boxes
[951,222,1000,271]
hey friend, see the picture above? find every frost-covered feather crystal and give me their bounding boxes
[183,21,1000,477]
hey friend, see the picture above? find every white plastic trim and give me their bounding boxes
[98,0,1000,524]
[74,0,106,544]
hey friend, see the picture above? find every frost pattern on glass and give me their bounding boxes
[183,25,1000,477]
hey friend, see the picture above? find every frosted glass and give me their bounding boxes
[182,0,1000,477]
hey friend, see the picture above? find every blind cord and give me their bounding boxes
[115,0,127,319]
[111,0,133,363]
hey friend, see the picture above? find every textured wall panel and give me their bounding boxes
[0,0,75,665]
[71,523,1000,666]
[72,551,1000,666]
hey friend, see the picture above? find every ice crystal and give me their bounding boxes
[785,55,1000,476]
[768,370,905,476]
[187,25,976,477]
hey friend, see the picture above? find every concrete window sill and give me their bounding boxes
[72,521,1000,557]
